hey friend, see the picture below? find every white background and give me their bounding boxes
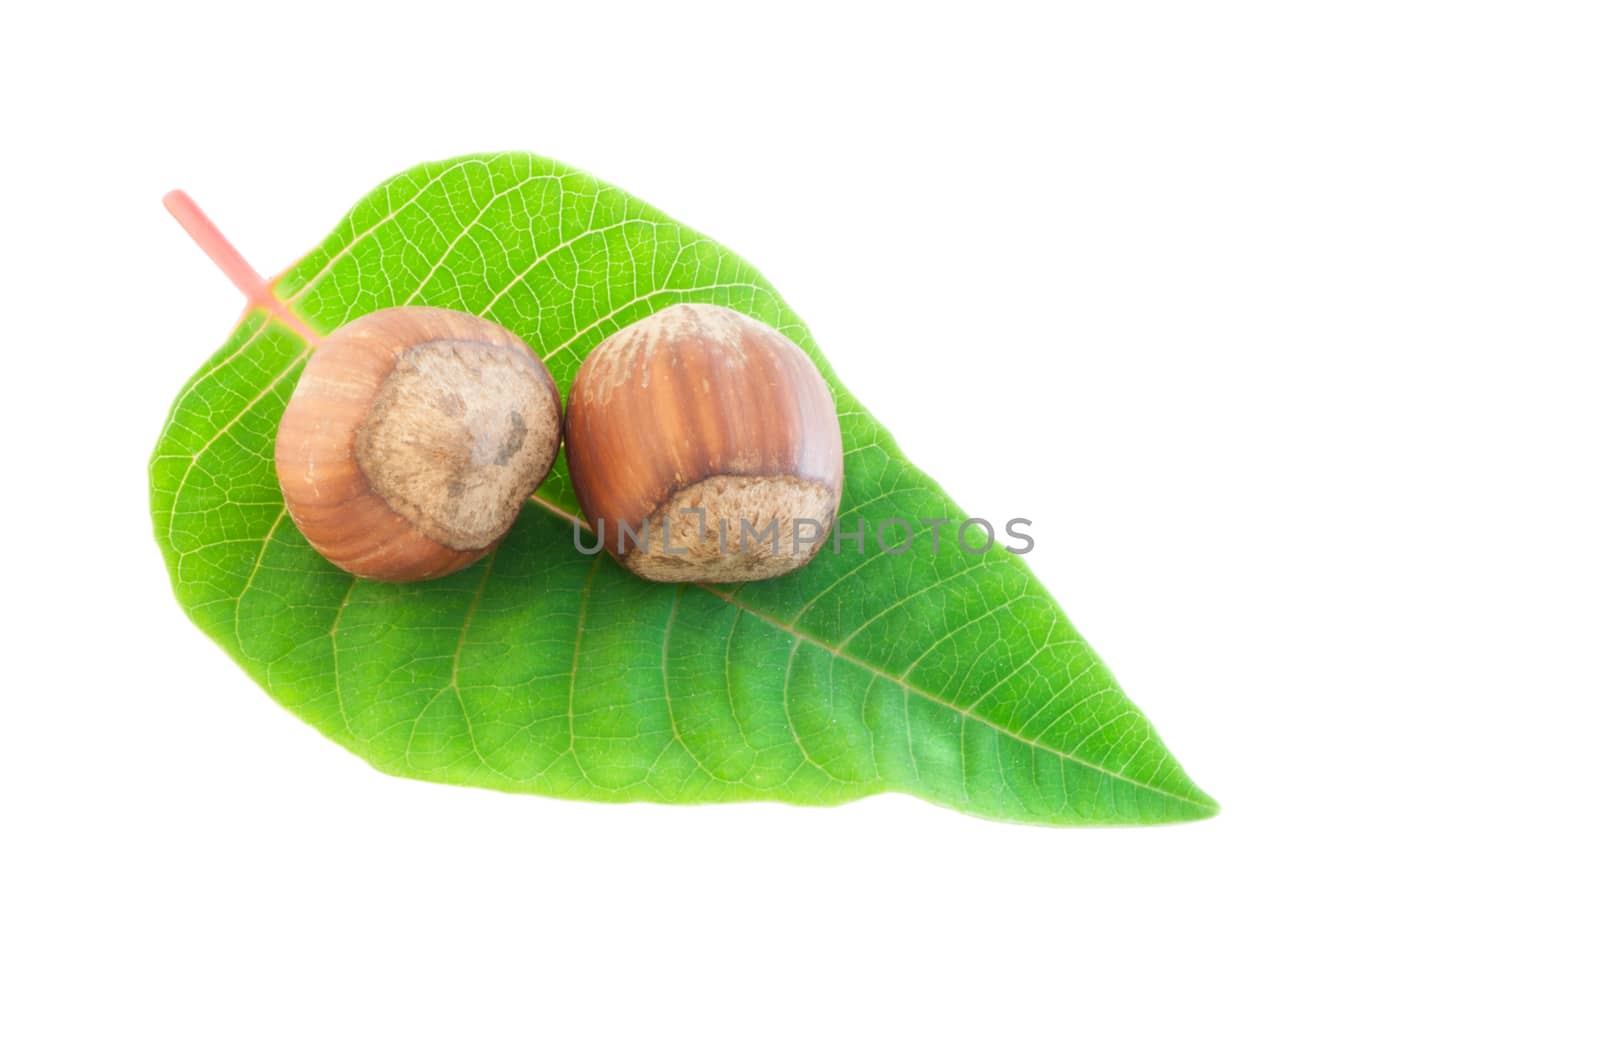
[3,3,1596,1059]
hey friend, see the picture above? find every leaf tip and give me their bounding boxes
[1171,787,1221,823]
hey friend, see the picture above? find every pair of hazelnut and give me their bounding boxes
[275,303,844,584]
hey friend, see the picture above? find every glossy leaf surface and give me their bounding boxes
[151,153,1216,825]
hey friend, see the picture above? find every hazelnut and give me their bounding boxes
[275,306,562,582]
[564,303,844,582]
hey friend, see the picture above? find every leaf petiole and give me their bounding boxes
[162,189,321,345]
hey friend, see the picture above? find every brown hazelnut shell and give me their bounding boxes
[564,303,844,582]
[275,306,562,583]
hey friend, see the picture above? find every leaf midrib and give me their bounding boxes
[524,496,1210,811]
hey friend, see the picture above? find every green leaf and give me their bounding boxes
[151,152,1216,825]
